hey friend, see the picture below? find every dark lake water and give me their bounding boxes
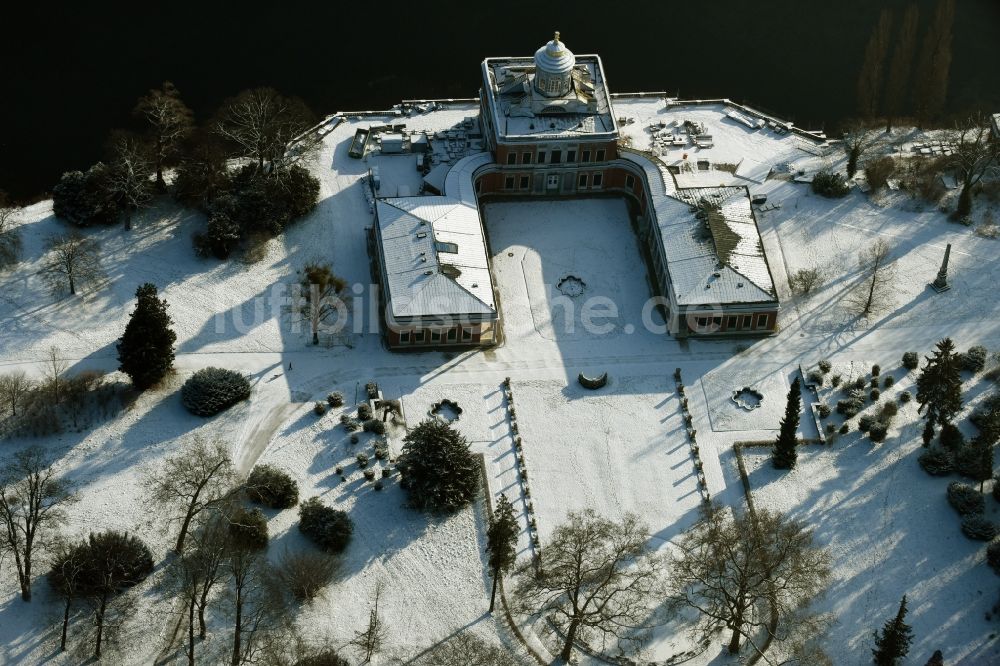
[3,0,999,200]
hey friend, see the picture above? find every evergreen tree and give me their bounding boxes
[873,595,913,665]
[486,494,518,612]
[924,649,943,665]
[398,420,479,512]
[772,378,802,470]
[916,338,963,427]
[117,283,177,390]
[969,438,994,493]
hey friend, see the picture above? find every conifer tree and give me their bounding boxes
[117,283,177,390]
[916,338,962,433]
[772,378,802,470]
[924,649,943,665]
[486,494,518,612]
[873,595,913,665]
[398,420,480,512]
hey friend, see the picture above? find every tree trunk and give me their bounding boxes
[231,589,242,666]
[198,587,211,639]
[69,273,76,296]
[885,118,893,134]
[20,549,32,601]
[560,618,580,662]
[60,597,72,651]
[176,506,197,553]
[188,592,196,666]
[847,148,860,179]
[727,625,742,654]
[95,592,108,659]
[125,209,133,231]
[957,184,973,217]
[489,570,499,612]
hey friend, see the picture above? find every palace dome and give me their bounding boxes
[533,31,575,98]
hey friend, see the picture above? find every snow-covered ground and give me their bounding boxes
[1,97,999,664]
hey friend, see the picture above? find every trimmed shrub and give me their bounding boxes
[365,382,379,400]
[871,388,881,401]
[246,465,299,509]
[818,403,832,418]
[853,376,866,390]
[350,433,359,444]
[818,360,832,374]
[181,367,252,416]
[831,374,842,387]
[880,401,899,421]
[859,415,875,432]
[334,465,343,475]
[940,423,966,451]
[363,469,376,482]
[871,377,879,389]
[358,403,373,421]
[811,171,850,198]
[955,445,983,480]
[872,364,881,377]
[961,515,997,541]
[327,392,344,407]
[825,423,836,435]
[807,370,824,386]
[298,497,353,553]
[381,467,392,478]
[902,352,919,371]
[340,414,361,431]
[356,452,369,468]
[987,542,1000,575]
[919,448,953,476]
[373,440,389,460]
[363,419,386,435]
[313,401,327,416]
[884,376,895,389]
[948,482,985,515]
[228,506,269,551]
[899,390,912,404]
[840,423,850,435]
[868,422,888,443]
[963,346,988,373]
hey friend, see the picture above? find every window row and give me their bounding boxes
[502,172,605,190]
[505,148,607,165]
[693,313,770,331]
[398,328,474,344]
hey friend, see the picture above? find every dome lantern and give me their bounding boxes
[533,31,575,98]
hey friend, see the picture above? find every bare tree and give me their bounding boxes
[788,268,823,297]
[134,81,194,191]
[0,190,23,268]
[842,121,881,179]
[669,505,831,657]
[227,546,282,666]
[295,261,347,345]
[849,238,896,316]
[167,517,229,665]
[275,547,338,602]
[856,8,892,119]
[42,232,104,296]
[414,632,520,666]
[351,579,388,664]
[42,346,69,406]
[950,113,1000,218]
[0,446,77,601]
[883,4,920,133]
[107,134,153,230]
[215,88,315,174]
[0,370,34,417]
[913,0,955,126]
[514,509,662,662]
[145,436,237,553]
[48,538,89,651]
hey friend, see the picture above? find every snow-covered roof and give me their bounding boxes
[620,152,777,307]
[375,153,496,321]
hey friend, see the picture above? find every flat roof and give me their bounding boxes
[480,55,618,142]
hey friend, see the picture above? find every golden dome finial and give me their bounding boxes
[554,30,561,43]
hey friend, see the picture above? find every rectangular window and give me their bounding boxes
[537,151,546,164]
[742,314,752,329]
[756,314,770,329]
[447,328,457,342]
[726,315,738,330]
[712,316,722,328]
[578,173,588,188]
[625,174,635,189]
[596,149,606,161]
[431,330,441,342]
[519,175,529,189]
[696,317,709,328]
[592,173,603,187]
[504,175,515,189]
[415,330,426,342]
[567,150,576,163]
[399,331,410,343]
[551,150,562,164]
[522,152,532,164]
[462,327,473,341]
[582,149,591,162]
[506,152,516,165]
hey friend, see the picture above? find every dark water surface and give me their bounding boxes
[2,0,999,200]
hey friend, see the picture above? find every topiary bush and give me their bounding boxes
[948,482,985,515]
[840,423,850,434]
[961,515,997,541]
[181,367,252,416]
[880,401,899,422]
[811,171,850,198]
[818,360,832,374]
[883,375,895,388]
[298,497,353,553]
[859,415,875,432]
[373,440,389,460]
[872,364,881,377]
[832,374,842,387]
[870,388,881,401]
[987,541,1000,575]
[807,371,824,386]
[902,351,919,371]
[837,399,862,418]
[868,421,888,443]
[854,376,867,390]
[363,469,376,482]
[356,452,369,468]
[228,506,269,551]
[327,392,344,407]
[246,464,299,509]
[919,448,953,476]
[363,419,386,435]
[340,414,361,431]
[818,403,832,418]
[963,346,988,373]
[940,423,966,451]
[314,401,327,416]
[358,403,373,421]
[899,390,912,404]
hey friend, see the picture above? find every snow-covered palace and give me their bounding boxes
[366,32,816,350]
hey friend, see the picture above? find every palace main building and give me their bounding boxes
[370,33,782,349]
